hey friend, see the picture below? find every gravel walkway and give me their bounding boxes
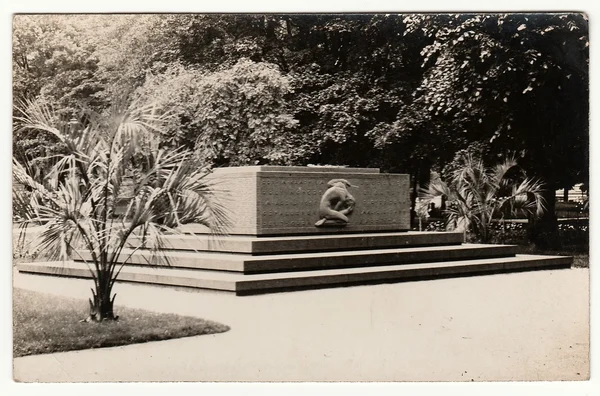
[12,267,589,382]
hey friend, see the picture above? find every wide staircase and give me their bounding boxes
[17,230,572,295]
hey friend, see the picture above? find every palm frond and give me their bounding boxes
[13,98,65,142]
[130,152,231,235]
[417,180,451,217]
[492,156,519,185]
[499,177,547,218]
[429,152,548,242]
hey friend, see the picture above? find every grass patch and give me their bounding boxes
[13,288,230,358]
[571,255,589,268]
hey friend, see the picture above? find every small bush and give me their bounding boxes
[413,218,588,251]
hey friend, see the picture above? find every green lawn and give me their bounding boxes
[13,288,230,358]
[571,254,589,268]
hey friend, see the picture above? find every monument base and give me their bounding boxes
[19,231,572,295]
[16,166,572,294]
[201,166,411,236]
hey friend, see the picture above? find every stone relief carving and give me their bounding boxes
[315,179,358,227]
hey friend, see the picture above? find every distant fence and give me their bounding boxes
[555,183,587,203]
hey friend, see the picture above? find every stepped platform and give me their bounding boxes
[16,167,573,295]
[126,230,464,254]
[18,254,571,296]
[18,232,572,295]
[77,242,518,273]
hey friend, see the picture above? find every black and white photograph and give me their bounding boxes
[6,3,593,390]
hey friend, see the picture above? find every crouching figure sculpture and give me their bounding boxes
[315,179,358,227]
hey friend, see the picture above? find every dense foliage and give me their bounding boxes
[135,59,297,165]
[418,153,546,243]
[13,13,588,247]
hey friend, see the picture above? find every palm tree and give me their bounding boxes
[12,97,230,321]
[418,153,546,243]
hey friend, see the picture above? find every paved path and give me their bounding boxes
[13,268,589,382]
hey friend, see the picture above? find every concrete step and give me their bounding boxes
[126,231,464,254]
[75,243,518,274]
[17,254,572,295]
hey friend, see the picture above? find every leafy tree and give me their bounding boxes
[136,59,298,165]
[419,153,546,243]
[13,15,106,183]
[281,15,422,167]
[12,14,425,171]
[13,98,230,321]
[374,13,588,245]
[91,14,183,100]
[13,15,104,116]
[172,14,284,70]
[164,14,423,167]
[399,13,587,178]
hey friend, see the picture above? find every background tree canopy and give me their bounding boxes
[13,13,589,245]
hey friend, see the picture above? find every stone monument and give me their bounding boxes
[19,166,572,295]
[182,165,411,235]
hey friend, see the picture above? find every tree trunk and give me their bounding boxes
[410,159,431,229]
[480,212,491,243]
[530,189,561,250]
[410,168,419,229]
[87,280,118,322]
[563,184,570,202]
